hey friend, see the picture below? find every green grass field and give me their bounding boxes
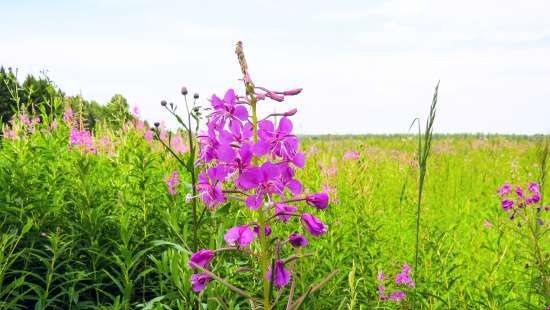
[1,115,548,309]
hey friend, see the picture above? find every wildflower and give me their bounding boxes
[301,213,328,236]
[236,162,284,210]
[144,130,154,143]
[253,224,272,237]
[63,108,74,124]
[256,117,299,161]
[389,291,406,302]
[210,89,248,129]
[395,264,415,287]
[377,271,385,281]
[132,105,140,117]
[288,234,308,247]
[69,128,95,152]
[497,183,511,196]
[274,203,297,222]
[224,225,255,247]
[306,192,330,210]
[165,171,181,196]
[197,167,227,208]
[189,249,215,269]
[343,151,360,160]
[191,273,213,292]
[266,259,290,288]
[501,199,514,211]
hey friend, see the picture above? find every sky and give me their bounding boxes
[2,0,549,134]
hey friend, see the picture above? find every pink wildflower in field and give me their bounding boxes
[378,264,414,303]
[63,108,74,124]
[322,184,338,204]
[3,129,17,140]
[171,135,189,153]
[266,260,291,288]
[343,151,360,160]
[497,182,541,218]
[144,130,154,143]
[69,128,95,153]
[224,225,255,247]
[483,220,493,228]
[165,170,180,196]
[131,105,140,117]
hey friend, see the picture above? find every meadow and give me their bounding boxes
[0,107,548,309]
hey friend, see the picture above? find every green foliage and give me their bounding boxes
[0,110,548,308]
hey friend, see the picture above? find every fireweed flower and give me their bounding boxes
[188,48,331,294]
[274,203,297,222]
[210,89,248,129]
[378,264,414,303]
[306,192,330,210]
[189,249,215,269]
[165,171,181,196]
[301,213,328,236]
[69,128,95,153]
[224,225,255,247]
[266,259,291,288]
[63,108,74,124]
[288,234,308,247]
[191,273,213,292]
[343,151,360,160]
[197,167,227,208]
[497,182,542,217]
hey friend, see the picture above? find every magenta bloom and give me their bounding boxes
[306,192,330,210]
[224,225,255,247]
[280,165,302,195]
[395,264,415,288]
[274,203,297,222]
[191,273,213,292]
[288,234,308,247]
[501,199,514,211]
[266,259,291,288]
[253,224,272,237]
[165,171,181,196]
[236,162,284,210]
[256,117,299,161]
[389,291,406,302]
[188,249,215,269]
[63,108,74,123]
[343,151,360,160]
[497,183,511,196]
[197,167,227,208]
[528,182,540,194]
[210,89,248,129]
[301,213,328,236]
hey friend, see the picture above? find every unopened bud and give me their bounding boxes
[266,92,284,102]
[154,122,160,127]
[160,100,167,107]
[181,86,188,96]
[193,93,199,99]
[283,108,297,116]
[282,88,302,96]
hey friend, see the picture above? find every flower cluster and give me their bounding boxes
[69,128,96,153]
[189,81,330,293]
[377,264,415,302]
[497,182,548,222]
[165,170,181,196]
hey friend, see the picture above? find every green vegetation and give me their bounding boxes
[0,107,548,308]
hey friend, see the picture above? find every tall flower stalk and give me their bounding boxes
[188,41,337,309]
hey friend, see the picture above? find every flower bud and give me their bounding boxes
[181,86,188,96]
[288,234,308,247]
[306,192,330,210]
[154,122,160,127]
[283,108,297,117]
[160,100,167,107]
[266,92,284,102]
[194,93,199,99]
[301,213,328,236]
[188,249,215,269]
[282,88,302,96]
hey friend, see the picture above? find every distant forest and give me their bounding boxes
[0,66,134,130]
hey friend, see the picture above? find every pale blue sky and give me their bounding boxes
[2,0,549,134]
